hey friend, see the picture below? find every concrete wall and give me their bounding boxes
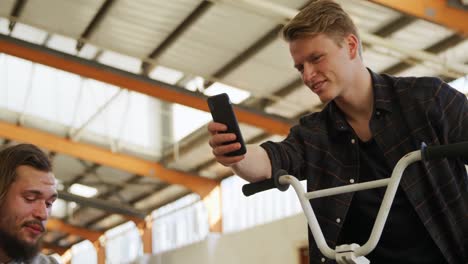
[135,214,308,264]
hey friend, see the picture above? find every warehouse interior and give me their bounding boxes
[0,0,467,263]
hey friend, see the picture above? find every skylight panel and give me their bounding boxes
[204,82,251,104]
[98,50,142,74]
[0,54,32,112]
[46,34,78,55]
[26,64,81,125]
[0,17,9,34]
[184,76,204,92]
[69,183,98,198]
[10,22,48,44]
[118,92,161,149]
[172,104,211,141]
[149,65,184,85]
[77,43,99,60]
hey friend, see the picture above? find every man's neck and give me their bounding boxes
[335,65,373,123]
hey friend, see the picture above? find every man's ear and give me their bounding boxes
[346,34,359,59]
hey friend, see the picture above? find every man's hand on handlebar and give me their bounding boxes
[207,121,245,166]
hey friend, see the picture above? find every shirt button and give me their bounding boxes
[350,179,355,184]
[321,257,326,262]
[376,111,381,119]
[351,138,356,144]
[336,218,341,223]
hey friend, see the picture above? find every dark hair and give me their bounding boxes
[0,144,52,204]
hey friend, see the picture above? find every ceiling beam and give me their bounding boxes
[373,15,415,37]
[0,34,291,136]
[58,191,147,219]
[71,175,160,216]
[244,77,303,110]
[368,0,468,36]
[76,0,116,51]
[8,0,27,32]
[46,218,103,241]
[50,234,69,248]
[382,33,465,75]
[0,120,217,197]
[42,243,68,255]
[160,25,293,164]
[212,25,283,80]
[227,0,467,75]
[210,0,312,105]
[141,0,213,75]
[84,187,189,231]
[65,163,100,187]
[211,0,312,82]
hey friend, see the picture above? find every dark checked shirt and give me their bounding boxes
[5,254,59,264]
[261,70,468,264]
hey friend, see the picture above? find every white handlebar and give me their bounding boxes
[278,150,422,261]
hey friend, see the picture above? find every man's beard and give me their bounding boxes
[0,226,42,261]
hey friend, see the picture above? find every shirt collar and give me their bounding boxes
[370,69,393,113]
[326,69,394,132]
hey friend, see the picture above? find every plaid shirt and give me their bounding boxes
[261,70,468,264]
[5,254,59,264]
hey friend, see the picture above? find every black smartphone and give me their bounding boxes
[207,93,247,156]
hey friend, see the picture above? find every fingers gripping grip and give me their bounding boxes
[242,169,290,196]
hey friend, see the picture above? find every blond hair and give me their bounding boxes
[282,0,362,56]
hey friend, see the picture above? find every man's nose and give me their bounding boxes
[32,202,49,220]
[302,63,316,85]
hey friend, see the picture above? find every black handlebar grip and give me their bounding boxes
[242,170,290,196]
[422,141,468,161]
[242,178,276,197]
[273,169,290,192]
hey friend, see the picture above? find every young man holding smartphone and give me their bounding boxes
[208,0,468,263]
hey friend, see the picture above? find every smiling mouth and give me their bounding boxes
[23,223,45,236]
[26,226,43,235]
[312,80,327,92]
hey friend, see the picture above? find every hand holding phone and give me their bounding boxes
[207,93,247,157]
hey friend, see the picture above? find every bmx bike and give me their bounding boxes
[242,141,468,264]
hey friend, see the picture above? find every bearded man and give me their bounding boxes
[0,144,59,264]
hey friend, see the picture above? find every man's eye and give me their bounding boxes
[24,197,35,202]
[312,55,323,62]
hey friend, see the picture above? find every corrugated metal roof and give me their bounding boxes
[21,0,104,38]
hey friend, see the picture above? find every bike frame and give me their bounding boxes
[277,150,422,264]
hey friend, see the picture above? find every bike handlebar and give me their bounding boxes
[243,141,468,197]
[422,141,468,161]
[240,141,468,261]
